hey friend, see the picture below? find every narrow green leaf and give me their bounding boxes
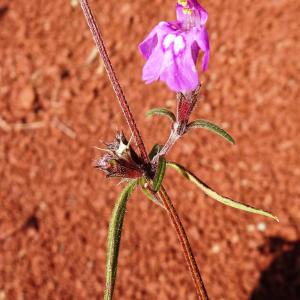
[167,162,279,222]
[105,180,137,300]
[149,144,163,160]
[187,119,235,144]
[146,108,176,122]
[153,156,167,192]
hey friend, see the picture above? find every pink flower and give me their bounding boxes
[139,0,209,93]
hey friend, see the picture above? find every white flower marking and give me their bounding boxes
[163,34,186,55]
[173,35,185,55]
[163,34,176,49]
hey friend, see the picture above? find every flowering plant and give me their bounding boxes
[79,1,278,299]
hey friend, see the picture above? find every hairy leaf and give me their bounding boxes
[167,162,278,221]
[187,119,235,144]
[146,108,176,122]
[149,144,163,160]
[153,156,167,192]
[105,180,137,300]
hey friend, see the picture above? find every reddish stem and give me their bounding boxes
[158,186,209,300]
[80,0,149,163]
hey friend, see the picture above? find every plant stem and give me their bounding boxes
[157,186,209,300]
[153,128,180,163]
[79,0,149,163]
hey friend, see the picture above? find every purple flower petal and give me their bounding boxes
[202,49,209,71]
[141,22,176,83]
[191,0,208,26]
[159,33,199,92]
[190,41,200,65]
[142,46,164,83]
[139,24,160,60]
[160,54,199,92]
[193,27,209,71]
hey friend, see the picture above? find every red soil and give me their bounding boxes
[0,0,299,299]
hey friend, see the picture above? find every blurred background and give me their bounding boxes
[0,0,299,299]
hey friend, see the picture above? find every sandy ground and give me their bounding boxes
[0,0,299,299]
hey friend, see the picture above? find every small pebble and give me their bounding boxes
[231,235,240,244]
[257,222,266,232]
[70,0,79,7]
[211,244,220,254]
[247,224,255,232]
[17,85,36,111]
[0,291,6,300]
[165,99,175,108]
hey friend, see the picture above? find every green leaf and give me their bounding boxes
[105,180,137,300]
[149,144,163,160]
[153,156,167,192]
[187,119,235,144]
[146,108,176,122]
[167,162,279,222]
[139,178,165,209]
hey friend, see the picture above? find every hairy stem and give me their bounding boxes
[153,128,180,163]
[157,186,209,300]
[80,0,149,163]
[152,119,186,164]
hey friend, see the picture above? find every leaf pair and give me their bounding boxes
[146,107,235,144]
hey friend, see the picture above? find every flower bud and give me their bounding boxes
[175,88,200,134]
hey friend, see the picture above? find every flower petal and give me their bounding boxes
[202,50,209,71]
[193,27,210,71]
[159,37,199,92]
[139,25,160,60]
[191,0,208,26]
[141,22,180,84]
[190,41,200,65]
[142,47,164,84]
